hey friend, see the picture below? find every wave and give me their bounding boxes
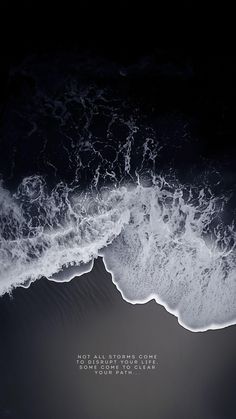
[1,56,236,331]
[0,175,236,331]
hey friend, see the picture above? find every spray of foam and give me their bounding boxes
[0,174,236,331]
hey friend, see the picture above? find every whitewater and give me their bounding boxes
[0,174,236,332]
[1,56,236,332]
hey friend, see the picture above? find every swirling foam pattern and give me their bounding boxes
[0,175,236,331]
[1,55,236,331]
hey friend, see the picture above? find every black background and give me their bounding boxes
[0,2,235,164]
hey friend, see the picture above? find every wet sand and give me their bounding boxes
[0,257,236,419]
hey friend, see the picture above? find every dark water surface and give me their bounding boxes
[0,258,236,419]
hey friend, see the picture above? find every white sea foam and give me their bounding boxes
[0,175,236,331]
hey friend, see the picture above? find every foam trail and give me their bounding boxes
[2,57,236,332]
[0,176,130,295]
[1,175,236,331]
[101,184,236,331]
[49,260,94,282]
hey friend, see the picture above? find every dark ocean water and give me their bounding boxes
[1,53,236,330]
[0,258,236,419]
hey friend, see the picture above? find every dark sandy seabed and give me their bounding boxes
[0,258,236,419]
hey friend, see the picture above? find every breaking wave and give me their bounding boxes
[1,54,236,332]
[1,174,236,331]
